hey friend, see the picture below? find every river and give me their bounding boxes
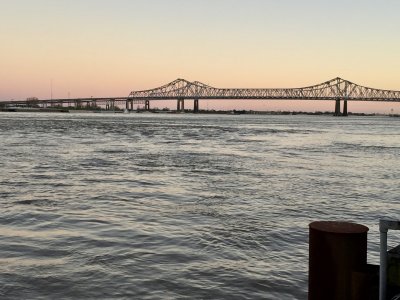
[0,112,399,299]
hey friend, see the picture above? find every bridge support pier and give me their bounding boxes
[177,99,185,112]
[125,99,134,111]
[194,99,199,113]
[106,100,115,110]
[145,100,150,111]
[343,100,348,116]
[75,100,82,109]
[334,100,341,116]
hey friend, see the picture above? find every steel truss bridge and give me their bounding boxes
[1,77,400,115]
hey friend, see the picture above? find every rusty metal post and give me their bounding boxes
[309,221,369,300]
[379,219,400,300]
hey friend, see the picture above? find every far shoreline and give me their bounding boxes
[0,107,399,118]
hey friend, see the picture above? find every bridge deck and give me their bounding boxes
[1,77,400,104]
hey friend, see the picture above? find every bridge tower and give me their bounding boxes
[177,98,185,112]
[106,100,115,110]
[343,100,348,116]
[333,100,349,117]
[125,99,134,111]
[145,100,150,111]
[194,99,199,113]
[334,99,341,116]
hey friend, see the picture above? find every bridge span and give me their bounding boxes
[1,77,400,115]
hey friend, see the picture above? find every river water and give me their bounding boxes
[0,112,399,299]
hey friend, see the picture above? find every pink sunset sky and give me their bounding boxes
[1,0,400,113]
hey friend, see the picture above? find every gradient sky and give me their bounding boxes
[1,0,400,113]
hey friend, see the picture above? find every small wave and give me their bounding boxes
[98,149,126,154]
[333,142,400,154]
[14,199,57,207]
[78,158,119,167]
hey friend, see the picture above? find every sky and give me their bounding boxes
[1,0,400,113]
